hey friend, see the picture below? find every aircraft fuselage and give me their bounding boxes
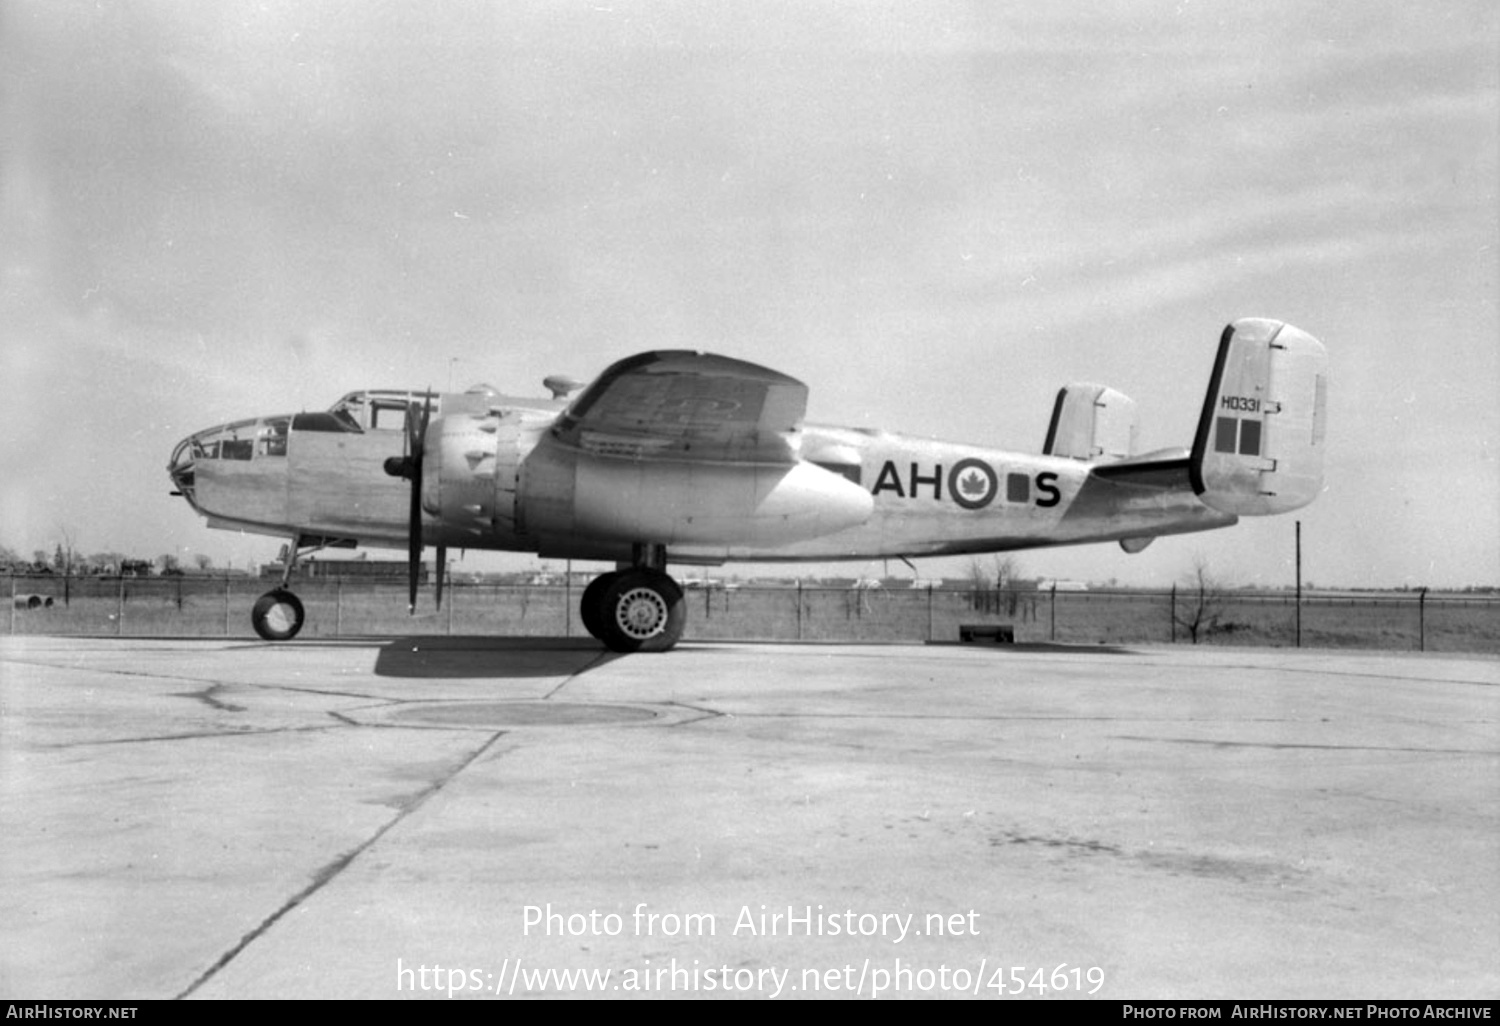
[171,406,1230,565]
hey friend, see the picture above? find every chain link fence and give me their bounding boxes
[5,575,1496,653]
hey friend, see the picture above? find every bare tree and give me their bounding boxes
[193,553,213,572]
[54,524,78,573]
[968,554,1026,615]
[55,525,78,605]
[1173,555,1227,644]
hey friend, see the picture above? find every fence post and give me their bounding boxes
[8,574,14,635]
[796,580,803,641]
[116,575,125,636]
[224,574,231,636]
[1049,584,1057,642]
[1295,520,1302,648]
[1418,587,1427,652]
[336,579,344,637]
[927,584,934,642]
[1169,583,1176,643]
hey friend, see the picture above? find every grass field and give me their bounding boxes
[6,576,1497,653]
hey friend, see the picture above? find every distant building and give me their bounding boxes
[261,559,427,582]
[1035,579,1089,592]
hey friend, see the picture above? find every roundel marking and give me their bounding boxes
[948,458,998,510]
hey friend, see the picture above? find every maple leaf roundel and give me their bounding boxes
[947,458,998,510]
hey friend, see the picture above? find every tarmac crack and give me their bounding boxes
[539,648,625,700]
[660,701,726,728]
[173,729,509,1000]
[1107,656,1499,689]
[0,656,233,691]
[0,655,405,703]
[44,725,341,748]
[174,684,247,712]
[1113,734,1494,755]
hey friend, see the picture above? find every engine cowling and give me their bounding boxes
[420,392,528,546]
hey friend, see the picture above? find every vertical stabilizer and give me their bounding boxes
[1190,319,1328,516]
[1043,383,1139,461]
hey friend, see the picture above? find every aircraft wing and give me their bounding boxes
[549,351,808,463]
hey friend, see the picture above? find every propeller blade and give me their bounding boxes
[405,400,420,462]
[408,467,422,613]
[406,392,433,615]
[417,394,432,450]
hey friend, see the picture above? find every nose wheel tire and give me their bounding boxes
[251,589,306,641]
[596,571,685,653]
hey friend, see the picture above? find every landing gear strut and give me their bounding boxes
[579,564,686,653]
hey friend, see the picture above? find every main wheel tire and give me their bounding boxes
[597,571,685,653]
[579,572,619,640]
[251,589,305,641]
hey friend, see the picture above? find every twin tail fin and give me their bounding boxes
[1189,318,1328,516]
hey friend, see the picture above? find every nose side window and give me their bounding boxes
[257,418,290,457]
[371,402,411,431]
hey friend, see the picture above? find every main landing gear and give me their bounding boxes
[578,543,687,653]
[579,568,686,653]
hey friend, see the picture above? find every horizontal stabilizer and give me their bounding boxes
[1043,383,1139,461]
[1190,319,1328,516]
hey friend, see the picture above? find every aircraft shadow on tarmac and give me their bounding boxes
[373,635,622,680]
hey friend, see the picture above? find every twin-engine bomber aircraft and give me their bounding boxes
[167,318,1328,652]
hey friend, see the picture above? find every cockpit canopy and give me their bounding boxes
[326,389,443,433]
[169,390,442,469]
[173,416,290,464]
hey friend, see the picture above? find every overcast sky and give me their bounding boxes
[2,0,1495,588]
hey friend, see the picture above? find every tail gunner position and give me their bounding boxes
[168,318,1328,652]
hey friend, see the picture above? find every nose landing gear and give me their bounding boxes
[249,535,350,641]
[251,589,306,641]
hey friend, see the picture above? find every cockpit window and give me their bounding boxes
[180,418,275,462]
[215,420,256,460]
[371,401,413,431]
[293,411,361,433]
[257,418,290,457]
[327,390,439,431]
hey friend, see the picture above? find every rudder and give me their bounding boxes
[1190,318,1328,516]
